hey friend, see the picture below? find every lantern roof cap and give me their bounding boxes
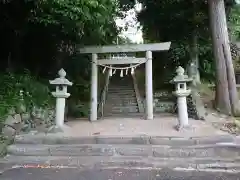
[49,68,73,86]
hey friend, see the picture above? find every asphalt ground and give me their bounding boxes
[1,167,240,180]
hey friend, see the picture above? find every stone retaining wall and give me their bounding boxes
[153,89,206,120]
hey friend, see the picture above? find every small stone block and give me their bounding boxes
[97,136,149,144]
[150,137,195,146]
[174,124,195,131]
[116,146,152,156]
[54,137,97,144]
[195,135,234,145]
[49,145,115,156]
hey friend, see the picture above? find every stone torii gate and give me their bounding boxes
[79,42,171,121]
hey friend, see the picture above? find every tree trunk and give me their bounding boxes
[208,0,231,114]
[188,34,201,85]
[217,0,240,115]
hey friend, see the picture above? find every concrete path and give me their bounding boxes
[1,167,240,180]
[65,114,227,137]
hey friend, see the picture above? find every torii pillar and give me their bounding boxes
[79,42,171,121]
[90,53,98,121]
[145,51,153,120]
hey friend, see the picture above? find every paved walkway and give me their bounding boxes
[64,114,228,137]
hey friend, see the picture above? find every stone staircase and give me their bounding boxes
[103,74,140,117]
[1,134,240,171]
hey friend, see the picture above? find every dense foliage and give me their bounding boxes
[134,0,240,85]
[0,0,121,119]
[0,0,120,75]
[0,72,53,126]
[229,5,240,40]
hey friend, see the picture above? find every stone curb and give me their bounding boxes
[14,134,235,146]
[1,156,240,172]
[7,143,240,158]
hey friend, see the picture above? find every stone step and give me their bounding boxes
[105,109,139,113]
[105,102,137,106]
[104,111,139,114]
[2,155,240,171]
[107,91,135,95]
[106,98,137,105]
[107,95,135,98]
[103,113,143,117]
[108,90,134,93]
[3,135,239,172]
[106,99,137,103]
[105,110,139,114]
[14,134,235,146]
[108,87,135,93]
[106,97,136,100]
[107,94,135,97]
[105,105,138,109]
[107,94,136,97]
[105,101,138,107]
[105,103,137,107]
[108,86,134,89]
[105,103,137,106]
[108,87,133,89]
[107,91,135,93]
[109,87,134,89]
[108,89,134,91]
[104,108,138,112]
[105,106,138,110]
[107,95,135,97]
[7,144,240,158]
[104,108,139,112]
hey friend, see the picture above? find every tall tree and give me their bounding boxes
[208,0,239,115]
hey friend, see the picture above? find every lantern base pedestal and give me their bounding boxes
[174,124,195,132]
[47,124,71,134]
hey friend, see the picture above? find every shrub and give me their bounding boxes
[0,71,53,124]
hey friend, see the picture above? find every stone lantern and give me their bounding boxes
[171,66,192,130]
[49,69,73,132]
